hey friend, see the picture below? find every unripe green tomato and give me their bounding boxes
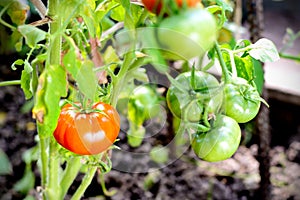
[192,114,241,162]
[166,71,222,122]
[222,77,261,123]
[128,85,160,125]
[157,8,217,60]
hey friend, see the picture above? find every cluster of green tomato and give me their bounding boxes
[166,70,262,162]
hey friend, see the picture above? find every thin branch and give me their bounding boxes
[0,80,21,87]
[29,0,47,18]
[101,22,124,38]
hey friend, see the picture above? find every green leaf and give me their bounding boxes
[207,0,233,28]
[11,29,23,52]
[79,2,100,38]
[76,60,98,101]
[234,55,254,81]
[0,149,12,175]
[18,25,47,48]
[33,65,67,137]
[13,166,35,195]
[234,39,252,50]
[21,71,32,99]
[11,59,24,70]
[249,38,280,62]
[63,48,80,78]
[6,0,29,26]
[103,45,120,64]
[110,4,125,22]
[252,58,264,94]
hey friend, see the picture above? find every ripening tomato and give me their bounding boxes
[53,102,120,155]
[142,0,201,14]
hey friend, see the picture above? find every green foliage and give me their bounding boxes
[0,0,281,199]
[0,149,12,175]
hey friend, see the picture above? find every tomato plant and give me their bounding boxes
[222,77,262,123]
[0,0,280,198]
[157,8,217,60]
[166,70,222,122]
[191,114,241,162]
[54,102,120,155]
[142,0,201,14]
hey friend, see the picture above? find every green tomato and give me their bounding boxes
[128,85,160,125]
[166,71,222,122]
[157,8,217,60]
[192,114,241,162]
[222,77,261,123]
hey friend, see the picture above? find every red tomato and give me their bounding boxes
[53,102,120,155]
[142,0,200,14]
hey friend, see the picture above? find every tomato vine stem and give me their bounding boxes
[60,157,82,199]
[214,42,230,84]
[0,80,21,87]
[71,166,98,200]
[279,53,300,62]
[0,2,16,31]
[47,140,61,199]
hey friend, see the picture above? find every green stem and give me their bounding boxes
[0,2,16,31]
[110,52,135,107]
[38,133,49,199]
[231,46,252,54]
[99,173,117,196]
[279,53,300,62]
[60,157,82,199]
[0,80,21,87]
[47,0,62,66]
[214,42,230,83]
[47,140,61,199]
[71,167,97,200]
[36,1,61,199]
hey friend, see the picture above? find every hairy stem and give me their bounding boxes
[60,157,82,199]
[279,53,300,62]
[47,140,61,199]
[0,80,21,87]
[71,167,97,200]
[214,42,230,83]
[0,2,16,31]
[38,134,48,199]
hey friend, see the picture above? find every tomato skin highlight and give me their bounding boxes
[53,102,120,155]
[192,114,241,162]
[142,0,200,14]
